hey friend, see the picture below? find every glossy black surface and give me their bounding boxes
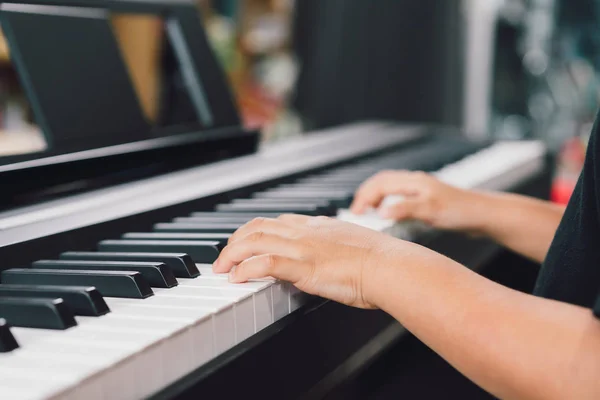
[1,269,153,299]
[154,223,240,234]
[32,260,178,288]
[97,240,222,264]
[0,284,109,316]
[123,232,230,247]
[0,297,77,330]
[60,252,200,278]
[0,318,19,352]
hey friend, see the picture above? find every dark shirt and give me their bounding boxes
[534,114,600,317]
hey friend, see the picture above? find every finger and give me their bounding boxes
[228,217,294,244]
[214,232,299,273]
[229,254,305,284]
[378,198,424,221]
[351,172,423,214]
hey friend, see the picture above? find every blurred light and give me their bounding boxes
[523,49,549,76]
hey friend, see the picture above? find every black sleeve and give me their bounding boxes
[593,294,600,319]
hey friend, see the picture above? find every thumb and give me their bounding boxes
[378,199,422,221]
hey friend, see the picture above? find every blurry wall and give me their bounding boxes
[291,0,466,131]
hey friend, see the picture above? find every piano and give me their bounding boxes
[0,1,552,399]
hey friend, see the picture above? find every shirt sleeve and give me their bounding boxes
[593,294,600,319]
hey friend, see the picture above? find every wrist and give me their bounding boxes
[456,190,498,235]
[363,238,456,311]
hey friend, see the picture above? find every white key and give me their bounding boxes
[194,266,287,325]
[106,294,234,354]
[179,276,279,331]
[153,286,254,341]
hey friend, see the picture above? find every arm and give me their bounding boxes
[373,245,600,400]
[466,191,565,263]
[350,170,565,263]
[214,215,600,400]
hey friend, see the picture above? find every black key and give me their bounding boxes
[298,176,364,185]
[0,284,109,316]
[278,183,358,191]
[173,216,258,225]
[190,212,284,219]
[0,297,77,330]
[154,223,240,234]
[1,269,153,299]
[32,260,177,289]
[229,198,336,214]
[264,188,354,196]
[231,198,332,208]
[0,319,19,352]
[98,240,221,264]
[60,252,199,278]
[253,191,353,208]
[123,232,231,246]
[215,203,326,216]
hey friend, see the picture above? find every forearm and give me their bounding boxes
[466,191,565,263]
[371,248,600,400]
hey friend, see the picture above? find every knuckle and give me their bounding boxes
[249,231,265,242]
[264,254,279,272]
[250,217,267,226]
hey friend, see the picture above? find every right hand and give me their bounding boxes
[350,170,484,233]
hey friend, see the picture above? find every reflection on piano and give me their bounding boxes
[0,0,551,399]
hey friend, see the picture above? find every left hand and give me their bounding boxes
[212,214,434,309]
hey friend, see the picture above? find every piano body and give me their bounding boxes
[0,1,552,399]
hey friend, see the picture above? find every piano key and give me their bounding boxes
[178,275,279,331]
[60,251,200,278]
[32,259,178,289]
[189,268,310,316]
[1,269,153,299]
[260,187,354,196]
[0,367,90,400]
[252,191,353,207]
[231,197,333,208]
[298,176,365,185]
[0,297,76,330]
[194,265,287,322]
[123,231,231,246]
[4,306,210,399]
[110,292,253,344]
[154,222,240,234]
[231,197,338,213]
[98,240,222,264]
[215,202,327,216]
[153,286,258,340]
[0,284,109,316]
[278,183,359,191]
[173,216,258,225]
[190,211,285,219]
[7,324,174,399]
[0,318,19,352]
[105,298,234,355]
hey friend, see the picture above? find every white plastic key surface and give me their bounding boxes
[337,141,546,239]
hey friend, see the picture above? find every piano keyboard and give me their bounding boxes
[0,137,546,400]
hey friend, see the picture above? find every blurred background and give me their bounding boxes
[0,0,599,203]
